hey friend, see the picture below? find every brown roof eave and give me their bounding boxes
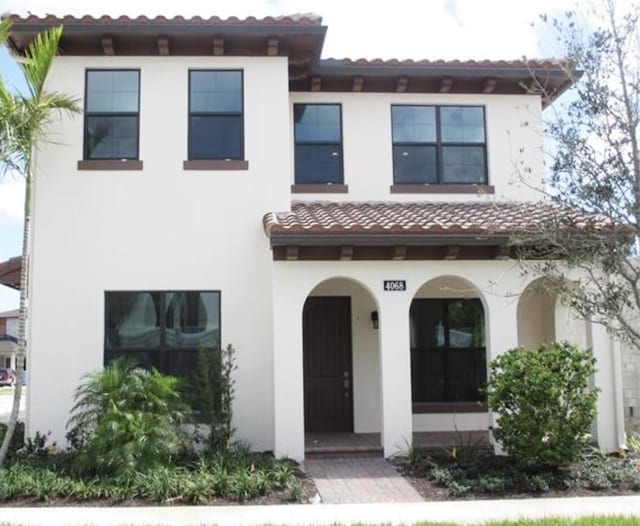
[268,233,511,248]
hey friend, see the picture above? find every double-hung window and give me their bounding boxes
[410,298,486,406]
[392,105,487,185]
[105,291,220,379]
[84,70,140,160]
[294,104,343,184]
[188,70,243,160]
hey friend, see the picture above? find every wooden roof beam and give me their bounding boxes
[396,76,408,92]
[483,78,496,93]
[494,246,511,260]
[443,246,460,260]
[285,246,299,261]
[213,37,224,56]
[267,37,279,56]
[392,246,407,260]
[339,246,354,261]
[157,36,170,56]
[352,76,364,92]
[310,76,322,91]
[101,35,114,55]
[440,77,453,93]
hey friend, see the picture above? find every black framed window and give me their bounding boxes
[410,298,486,403]
[105,291,220,379]
[84,70,140,160]
[392,105,486,184]
[189,70,243,160]
[294,104,343,184]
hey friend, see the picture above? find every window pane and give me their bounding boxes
[393,145,437,184]
[165,292,220,349]
[448,299,485,348]
[294,105,341,142]
[410,299,445,349]
[392,106,436,143]
[440,106,485,143]
[411,349,445,402]
[105,292,161,349]
[190,71,242,112]
[295,144,342,184]
[86,116,138,159]
[189,115,242,159]
[442,146,486,183]
[86,71,139,112]
[446,348,486,401]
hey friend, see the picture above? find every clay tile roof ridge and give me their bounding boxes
[7,13,323,26]
[323,57,569,68]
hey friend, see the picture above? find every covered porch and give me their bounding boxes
[265,202,626,461]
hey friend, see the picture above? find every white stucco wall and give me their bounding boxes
[289,92,544,202]
[28,55,291,450]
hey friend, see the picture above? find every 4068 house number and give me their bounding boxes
[383,280,406,291]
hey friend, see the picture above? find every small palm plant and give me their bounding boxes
[0,18,81,466]
[67,360,190,476]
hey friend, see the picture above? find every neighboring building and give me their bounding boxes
[5,13,626,460]
[0,309,18,371]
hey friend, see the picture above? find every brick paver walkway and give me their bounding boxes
[305,457,423,503]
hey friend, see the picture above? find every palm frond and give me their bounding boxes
[21,25,63,99]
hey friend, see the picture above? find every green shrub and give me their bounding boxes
[66,360,190,476]
[187,344,236,454]
[0,421,24,461]
[487,341,598,470]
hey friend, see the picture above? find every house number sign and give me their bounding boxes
[383,280,406,291]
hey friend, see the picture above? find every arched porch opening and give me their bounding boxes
[517,278,557,349]
[302,277,382,455]
[409,275,490,442]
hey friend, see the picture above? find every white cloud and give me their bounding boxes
[0,176,25,226]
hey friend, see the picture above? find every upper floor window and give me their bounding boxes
[294,104,343,184]
[189,70,243,160]
[84,70,140,160]
[392,105,486,185]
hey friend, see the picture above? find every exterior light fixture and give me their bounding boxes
[370,310,379,330]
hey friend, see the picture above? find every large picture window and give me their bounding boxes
[105,291,220,378]
[410,298,486,405]
[294,104,343,184]
[84,70,140,160]
[392,105,486,185]
[189,70,243,160]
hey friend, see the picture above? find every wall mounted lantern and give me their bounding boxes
[370,310,379,330]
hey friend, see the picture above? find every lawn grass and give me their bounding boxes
[481,518,640,526]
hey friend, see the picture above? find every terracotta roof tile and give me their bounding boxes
[263,201,610,238]
[322,58,568,70]
[7,13,323,26]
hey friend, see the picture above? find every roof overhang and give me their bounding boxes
[5,14,576,102]
[0,257,21,290]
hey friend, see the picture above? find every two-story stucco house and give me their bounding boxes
[6,13,626,461]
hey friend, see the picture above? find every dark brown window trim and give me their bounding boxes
[183,160,249,171]
[291,184,349,194]
[412,401,488,414]
[77,159,143,171]
[390,184,495,194]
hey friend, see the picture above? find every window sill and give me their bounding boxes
[77,160,143,171]
[412,401,488,414]
[291,184,349,194]
[183,160,249,171]
[390,184,495,194]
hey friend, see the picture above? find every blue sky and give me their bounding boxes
[0,0,603,310]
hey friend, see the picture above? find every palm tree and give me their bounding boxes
[0,18,80,466]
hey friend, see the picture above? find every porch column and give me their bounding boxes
[378,294,412,457]
[589,322,625,452]
[272,274,305,461]
[484,295,519,454]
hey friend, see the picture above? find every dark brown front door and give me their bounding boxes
[303,296,353,433]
